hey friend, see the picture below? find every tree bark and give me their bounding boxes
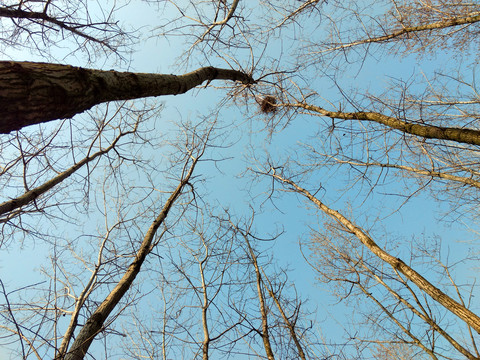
[270,171,480,335]
[0,125,135,217]
[60,158,198,360]
[0,61,254,134]
[290,102,480,146]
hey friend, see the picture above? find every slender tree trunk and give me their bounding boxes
[290,102,480,146]
[0,61,254,133]
[262,272,307,360]
[241,232,275,360]
[270,171,480,335]
[0,124,135,217]
[59,158,199,360]
[200,259,210,360]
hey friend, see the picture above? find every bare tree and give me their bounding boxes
[227,214,322,360]
[61,155,197,359]
[3,0,480,359]
[236,222,276,360]
[0,61,254,133]
[152,209,250,360]
[251,166,480,359]
[0,0,131,60]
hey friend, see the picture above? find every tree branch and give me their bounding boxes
[322,12,480,53]
[289,102,480,146]
[0,122,137,217]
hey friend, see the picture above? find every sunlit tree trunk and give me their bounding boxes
[269,170,480,335]
[0,61,254,133]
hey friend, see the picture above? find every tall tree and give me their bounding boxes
[2,1,480,359]
[0,62,253,133]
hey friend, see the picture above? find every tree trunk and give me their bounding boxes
[59,158,199,360]
[0,61,254,134]
[290,102,480,146]
[271,171,480,335]
[241,232,276,360]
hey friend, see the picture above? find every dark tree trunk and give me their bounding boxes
[0,61,254,133]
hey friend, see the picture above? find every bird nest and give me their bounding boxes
[260,95,277,114]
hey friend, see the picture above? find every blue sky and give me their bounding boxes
[1,1,479,359]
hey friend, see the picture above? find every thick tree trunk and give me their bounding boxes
[0,61,254,134]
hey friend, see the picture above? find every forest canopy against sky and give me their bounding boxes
[0,1,480,359]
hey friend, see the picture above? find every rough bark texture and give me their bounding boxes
[0,61,254,134]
